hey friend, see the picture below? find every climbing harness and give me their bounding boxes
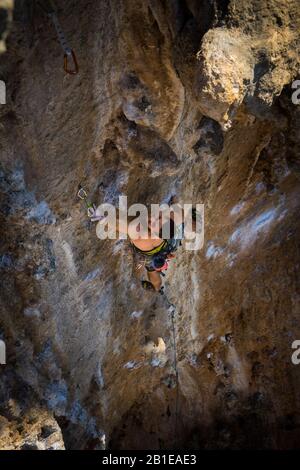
[163,292,179,448]
[132,240,168,257]
[77,185,104,222]
[135,243,177,274]
[37,0,79,74]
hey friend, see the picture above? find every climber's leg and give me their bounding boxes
[147,270,162,292]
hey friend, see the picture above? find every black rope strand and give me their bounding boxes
[164,293,179,448]
[170,308,179,449]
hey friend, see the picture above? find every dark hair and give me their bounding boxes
[152,254,167,269]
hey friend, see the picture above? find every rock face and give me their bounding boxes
[0,0,300,450]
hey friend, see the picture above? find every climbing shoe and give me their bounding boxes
[141,280,155,291]
[141,281,165,295]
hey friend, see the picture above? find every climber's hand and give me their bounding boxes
[91,214,106,223]
[91,206,108,223]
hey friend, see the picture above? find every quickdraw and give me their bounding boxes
[77,185,104,222]
[77,185,95,218]
[37,0,79,75]
[63,49,79,75]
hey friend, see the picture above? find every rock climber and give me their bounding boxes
[95,201,199,293]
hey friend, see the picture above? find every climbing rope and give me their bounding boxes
[76,182,180,444]
[163,292,179,448]
[37,0,79,74]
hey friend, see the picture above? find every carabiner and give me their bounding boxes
[77,187,87,200]
[64,50,79,75]
[87,205,96,218]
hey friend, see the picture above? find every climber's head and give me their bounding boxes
[151,253,168,271]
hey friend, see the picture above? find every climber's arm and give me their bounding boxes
[165,202,197,239]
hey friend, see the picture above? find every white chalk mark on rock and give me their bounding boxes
[61,241,77,275]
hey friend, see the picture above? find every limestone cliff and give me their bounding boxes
[0,0,300,450]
